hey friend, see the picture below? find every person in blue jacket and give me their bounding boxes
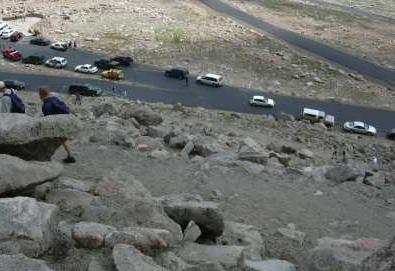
[39,87,76,163]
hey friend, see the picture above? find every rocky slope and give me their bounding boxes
[0,91,394,270]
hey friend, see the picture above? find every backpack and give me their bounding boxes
[4,92,26,113]
[49,97,70,114]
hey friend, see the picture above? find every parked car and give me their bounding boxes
[300,107,335,128]
[101,69,124,80]
[3,79,25,90]
[74,64,98,74]
[0,23,9,32]
[249,95,275,108]
[10,31,23,42]
[164,67,189,80]
[50,42,70,51]
[0,25,12,35]
[22,55,45,65]
[45,57,67,68]
[69,84,103,96]
[94,59,120,70]
[343,121,377,136]
[2,48,22,61]
[110,56,133,66]
[387,129,395,140]
[1,28,15,39]
[196,73,223,87]
[30,37,51,46]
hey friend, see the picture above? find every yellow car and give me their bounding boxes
[101,69,124,80]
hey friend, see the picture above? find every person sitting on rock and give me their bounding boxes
[0,81,11,113]
[38,87,76,163]
[0,81,25,113]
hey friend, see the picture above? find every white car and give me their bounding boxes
[196,73,223,87]
[0,23,10,32]
[50,42,69,51]
[75,64,98,74]
[45,57,67,69]
[249,95,275,107]
[0,28,15,39]
[343,121,377,136]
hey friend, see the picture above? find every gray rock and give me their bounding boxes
[243,259,296,271]
[0,114,82,161]
[0,197,58,256]
[113,244,168,271]
[233,160,266,175]
[269,152,291,167]
[158,194,224,238]
[238,137,264,153]
[155,251,191,271]
[177,243,244,268]
[147,126,173,139]
[46,189,95,216]
[362,236,395,271]
[219,221,263,246]
[193,137,224,157]
[135,136,164,152]
[181,141,195,156]
[324,165,363,183]
[169,134,193,149]
[34,182,55,200]
[88,256,107,271]
[0,154,62,196]
[54,176,91,193]
[238,152,269,165]
[0,254,53,271]
[298,149,314,159]
[184,262,225,271]
[149,149,171,160]
[183,221,202,243]
[276,112,295,122]
[277,223,306,245]
[72,222,116,249]
[308,237,385,271]
[122,106,163,126]
[105,227,168,254]
[93,102,117,117]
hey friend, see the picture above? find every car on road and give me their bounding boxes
[0,24,12,35]
[10,31,23,42]
[69,84,103,96]
[164,67,189,80]
[300,107,335,128]
[196,73,223,87]
[30,37,51,46]
[110,56,133,66]
[2,48,22,61]
[343,121,377,136]
[22,55,45,65]
[94,59,120,70]
[45,57,67,68]
[74,64,98,74]
[50,42,70,51]
[387,129,395,140]
[3,79,25,90]
[101,69,124,80]
[249,95,275,108]
[0,28,15,39]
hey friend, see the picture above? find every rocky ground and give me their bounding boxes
[0,90,394,270]
[1,0,395,110]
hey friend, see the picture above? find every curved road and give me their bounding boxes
[1,39,395,136]
[200,0,395,87]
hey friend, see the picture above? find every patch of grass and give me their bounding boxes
[291,54,322,70]
[101,32,128,41]
[155,28,190,45]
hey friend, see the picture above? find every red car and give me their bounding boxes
[2,48,22,61]
[10,31,23,42]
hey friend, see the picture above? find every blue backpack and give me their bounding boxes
[4,92,26,113]
[49,97,70,115]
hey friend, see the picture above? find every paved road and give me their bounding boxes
[200,0,395,87]
[1,39,395,136]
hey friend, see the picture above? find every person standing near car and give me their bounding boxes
[39,87,76,163]
[185,75,189,87]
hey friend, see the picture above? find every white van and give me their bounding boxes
[301,108,335,127]
[196,73,223,87]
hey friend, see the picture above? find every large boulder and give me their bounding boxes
[72,222,116,249]
[112,244,168,271]
[0,154,62,196]
[219,221,263,246]
[193,137,225,157]
[158,194,224,238]
[177,243,244,268]
[243,259,296,271]
[121,106,163,126]
[362,236,395,271]
[324,165,364,183]
[0,114,82,161]
[155,251,191,270]
[308,237,385,271]
[0,197,58,256]
[0,254,53,271]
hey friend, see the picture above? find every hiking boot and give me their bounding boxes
[63,156,76,164]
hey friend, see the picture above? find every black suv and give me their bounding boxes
[4,80,25,90]
[68,84,103,96]
[110,56,133,66]
[164,68,189,80]
[30,37,51,46]
[94,59,120,70]
[22,55,45,65]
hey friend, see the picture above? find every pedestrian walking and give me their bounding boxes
[185,76,189,87]
[73,40,77,49]
[75,91,82,105]
[123,89,127,97]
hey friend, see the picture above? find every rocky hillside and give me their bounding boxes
[0,91,394,270]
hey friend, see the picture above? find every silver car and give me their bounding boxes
[343,121,377,136]
[45,57,68,69]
